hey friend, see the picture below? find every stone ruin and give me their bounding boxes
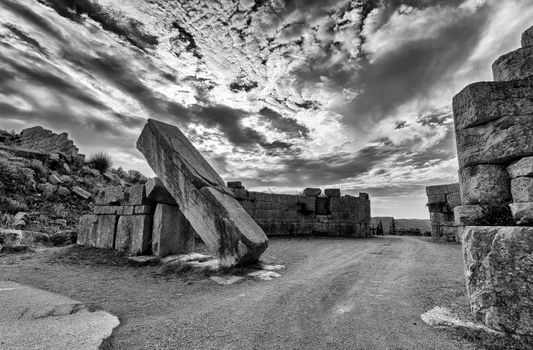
[229,183,370,237]
[452,26,533,337]
[78,119,372,266]
[425,183,461,242]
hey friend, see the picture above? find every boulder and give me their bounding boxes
[522,25,533,48]
[455,115,533,168]
[37,183,56,197]
[454,205,484,226]
[459,165,511,204]
[507,156,533,178]
[492,47,533,81]
[324,188,341,198]
[115,215,152,255]
[144,177,177,205]
[72,186,91,199]
[152,204,195,257]
[0,229,22,247]
[462,226,533,336]
[137,119,268,266]
[509,202,533,225]
[452,78,533,130]
[95,186,126,205]
[303,188,321,197]
[511,177,533,203]
[13,212,28,228]
[56,186,70,196]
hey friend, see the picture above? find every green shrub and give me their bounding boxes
[88,152,113,173]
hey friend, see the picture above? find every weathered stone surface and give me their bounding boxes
[94,215,117,249]
[509,202,533,225]
[446,192,461,206]
[126,185,151,205]
[0,229,22,247]
[56,186,70,196]
[48,174,61,185]
[426,183,460,196]
[38,183,56,197]
[492,47,533,81]
[121,206,134,215]
[522,25,533,48]
[115,215,152,255]
[72,186,91,199]
[94,206,120,215]
[133,205,155,215]
[144,177,177,205]
[456,115,533,168]
[324,188,341,198]
[17,126,79,157]
[452,78,533,130]
[95,186,126,205]
[459,165,511,204]
[137,119,268,266]
[462,226,533,336]
[303,188,321,197]
[511,177,533,202]
[427,194,446,204]
[454,205,484,226]
[77,215,97,246]
[507,156,533,178]
[152,204,195,257]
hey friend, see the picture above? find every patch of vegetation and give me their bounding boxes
[127,169,147,184]
[87,151,113,174]
[471,202,515,226]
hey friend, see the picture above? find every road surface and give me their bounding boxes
[0,236,476,350]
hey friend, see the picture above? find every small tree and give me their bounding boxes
[390,218,397,235]
[376,220,384,236]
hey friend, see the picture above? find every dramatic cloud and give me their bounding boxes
[1,0,532,218]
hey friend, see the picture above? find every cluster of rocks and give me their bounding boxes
[425,183,461,242]
[452,26,533,338]
[230,182,371,237]
[78,179,195,257]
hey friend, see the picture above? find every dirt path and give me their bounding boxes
[0,236,477,350]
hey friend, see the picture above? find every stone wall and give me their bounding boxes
[78,179,194,257]
[229,182,371,237]
[425,183,461,242]
[452,26,533,337]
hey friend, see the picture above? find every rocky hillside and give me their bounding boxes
[0,126,145,250]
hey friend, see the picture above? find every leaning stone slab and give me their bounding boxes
[137,119,268,266]
[115,215,152,255]
[152,204,195,257]
[522,25,533,48]
[456,115,533,168]
[507,156,533,178]
[462,226,533,336]
[509,202,533,225]
[492,47,533,81]
[145,177,177,205]
[459,164,511,204]
[452,78,533,130]
[511,177,533,202]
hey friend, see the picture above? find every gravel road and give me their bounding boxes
[0,236,477,350]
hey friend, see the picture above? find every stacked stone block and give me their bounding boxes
[425,183,461,241]
[452,26,533,337]
[231,185,371,237]
[78,179,195,257]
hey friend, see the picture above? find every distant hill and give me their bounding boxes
[371,217,431,234]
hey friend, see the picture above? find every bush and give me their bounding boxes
[88,152,113,173]
[112,167,128,179]
[127,169,148,184]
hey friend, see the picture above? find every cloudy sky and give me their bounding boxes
[0,0,532,218]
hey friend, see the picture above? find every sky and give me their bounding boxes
[0,0,532,218]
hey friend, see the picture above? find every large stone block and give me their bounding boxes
[507,156,533,179]
[145,177,177,205]
[137,119,268,266]
[459,165,511,204]
[462,226,533,336]
[509,202,533,226]
[511,177,533,202]
[303,188,321,197]
[452,79,533,130]
[426,183,459,196]
[427,194,446,204]
[522,25,533,48]
[324,188,341,198]
[152,204,195,257]
[446,192,462,207]
[77,215,97,246]
[95,186,127,206]
[456,115,533,168]
[78,215,117,249]
[116,215,152,255]
[492,47,533,81]
[127,184,151,205]
[454,205,483,226]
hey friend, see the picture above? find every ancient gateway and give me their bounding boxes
[451,26,533,337]
[78,119,371,267]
